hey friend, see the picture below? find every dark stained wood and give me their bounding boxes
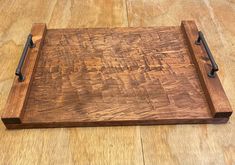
[181,21,233,118]
[22,26,212,123]
[1,21,233,129]
[1,24,47,124]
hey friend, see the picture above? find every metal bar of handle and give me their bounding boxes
[15,34,35,82]
[195,31,218,78]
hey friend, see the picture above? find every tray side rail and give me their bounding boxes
[181,20,232,118]
[1,24,47,124]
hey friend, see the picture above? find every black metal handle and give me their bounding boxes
[15,34,35,81]
[195,31,218,78]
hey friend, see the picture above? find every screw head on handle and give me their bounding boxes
[208,71,216,78]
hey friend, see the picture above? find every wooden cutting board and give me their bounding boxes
[1,21,232,129]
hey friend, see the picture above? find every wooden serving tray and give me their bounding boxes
[1,21,232,129]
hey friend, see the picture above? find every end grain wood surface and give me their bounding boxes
[0,0,234,164]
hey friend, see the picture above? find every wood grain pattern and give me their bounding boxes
[11,27,206,124]
[1,24,46,124]
[0,0,234,164]
[127,1,235,164]
[27,26,209,122]
[2,22,232,128]
[181,21,232,118]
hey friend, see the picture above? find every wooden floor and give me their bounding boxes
[0,0,234,164]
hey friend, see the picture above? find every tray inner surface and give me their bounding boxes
[22,26,212,123]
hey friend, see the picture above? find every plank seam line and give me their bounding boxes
[141,137,146,165]
[125,0,130,27]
